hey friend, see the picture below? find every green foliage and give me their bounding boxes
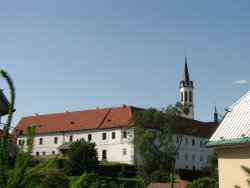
[204,152,218,180]
[37,168,69,188]
[0,70,16,187]
[188,177,219,188]
[65,139,98,176]
[132,103,183,177]
[0,70,55,188]
[98,163,136,178]
[70,172,102,188]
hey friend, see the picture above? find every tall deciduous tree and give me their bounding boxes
[132,102,183,178]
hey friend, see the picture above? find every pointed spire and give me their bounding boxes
[184,57,190,83]
[214,105,218,124]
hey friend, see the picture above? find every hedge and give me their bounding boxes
[98,163,137,178]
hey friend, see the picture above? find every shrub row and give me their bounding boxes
[98,163,137,178]
[179,169,209,181]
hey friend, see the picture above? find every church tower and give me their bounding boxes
[180,57,194,119]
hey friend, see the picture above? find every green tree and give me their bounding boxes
[70,172,102,188]
[132,103,183,182]
[65,139,98,176]
[188,177,218,188]
[204,152,218,180]
[0,70,55,188]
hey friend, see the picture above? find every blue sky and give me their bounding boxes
[0,0,249,128]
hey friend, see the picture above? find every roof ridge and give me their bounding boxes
[23,105,137,118]
[229,90,250,109]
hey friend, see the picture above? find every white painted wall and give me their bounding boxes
[17,127,135,164]
[17,128,212,169]
[174,134,213,170]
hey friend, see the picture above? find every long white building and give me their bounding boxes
[14,58,216,170]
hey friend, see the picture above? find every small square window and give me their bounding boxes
[36,152,39,156]
[88,134,92,141]
[192,166,196,170]
[54,137,58,144]
[103,133,106,140]
[123,148,127,155]
[200,155,203,162]
[39,138,43,145]
[200,140,203,147]
[192,139,195,146]
[122,131,127,139]
[42,151,45,155]
[52,151,55,155]
[69,135,73,142]
[112,132,115,139]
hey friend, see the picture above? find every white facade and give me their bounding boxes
[175,134,213,170]
[17,127,135,165]
[17,127,213,169]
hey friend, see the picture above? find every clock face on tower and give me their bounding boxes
[183,107,190,115]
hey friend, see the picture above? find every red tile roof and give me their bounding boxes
[14,106,216,138]
[14,106,142,135]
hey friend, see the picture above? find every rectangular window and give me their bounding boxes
[181,92,183,102]
[189,91,192,102]
[185,138,188,145]
[36,152,39,156]
[112,132,115,139]
[102,133,106,140]
[88,134,92,141]
[18,140,22,146]
[123,148,127,155]
[69,135,73,142]
[192,154,195,161]
[185,153,188,160]
[52,151,55,155]
[200,140,203,147]
[54,137,58,144]
[192,139,195,146]
[39,138,43,145]
[185,91,187,102]
[102,150,107,160]
[122,131,127,139]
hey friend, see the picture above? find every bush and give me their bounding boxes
[188,177,218,188]
[64,139,98,176]
[179,169,208,181]
[70,172,102,188]
[38,168,69,188]
[98,163,136,178]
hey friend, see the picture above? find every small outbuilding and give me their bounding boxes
[206,91,250,188]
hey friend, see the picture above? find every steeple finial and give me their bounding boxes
[184,57,190,83]
[214,105,218,124]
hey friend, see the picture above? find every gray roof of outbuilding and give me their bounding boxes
[206,91,250,148]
